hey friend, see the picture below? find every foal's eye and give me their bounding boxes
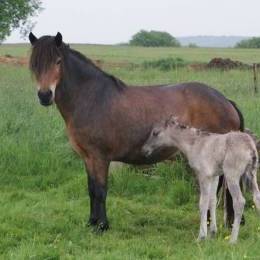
[56,58,61,65]
[153,130,159,137]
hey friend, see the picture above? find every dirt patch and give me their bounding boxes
[207,57,252,70]
[0,55,28,66]
[188,63,207,70]
[0,55,135,69]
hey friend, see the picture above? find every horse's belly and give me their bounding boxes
[116,147,178,165]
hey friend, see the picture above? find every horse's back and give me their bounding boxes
[128,81,241,133]
[111,82,241,164]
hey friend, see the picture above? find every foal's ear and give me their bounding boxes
[165,115,178,127]
[55,32,63,47]
[29,32,38,45]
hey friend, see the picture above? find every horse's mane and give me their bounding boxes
[68,48,126,89]
[29,36,126,90]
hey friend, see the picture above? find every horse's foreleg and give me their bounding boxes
[85,157,110,232]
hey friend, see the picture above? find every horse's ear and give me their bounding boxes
[29,32,38,45]
[55,32,62,47]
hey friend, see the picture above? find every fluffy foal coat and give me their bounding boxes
[142,117,260,243]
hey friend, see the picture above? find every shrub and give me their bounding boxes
[130,30,181,47]
[142,57,187,71]
[188,43,198,48]
[235,37,260,48]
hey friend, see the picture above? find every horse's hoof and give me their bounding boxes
[87,218,98,227]
[93,222,109,234]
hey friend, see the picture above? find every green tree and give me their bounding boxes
[130,30,180,47]
[235,37,260,48]
[0,0,42,42]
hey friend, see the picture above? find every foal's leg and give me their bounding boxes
[209,176,219,237]
[85,157,110,232]
[198,176,212,241]
[225,177,245,243]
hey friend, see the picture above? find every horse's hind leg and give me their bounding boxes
[85,157,110,232]
[225,176,245,243]
[209,176,219,237]
[197,176,212,241]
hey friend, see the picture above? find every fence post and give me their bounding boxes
[253,63,258,94]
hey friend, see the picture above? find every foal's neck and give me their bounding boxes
[169,127,204,156]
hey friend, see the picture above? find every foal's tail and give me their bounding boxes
[245,150,260,213]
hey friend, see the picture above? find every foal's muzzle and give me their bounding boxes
[38,90,53,106]
[142,145,152,157]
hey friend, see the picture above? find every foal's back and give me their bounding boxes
[191,131,257,175]
[223,132,257,174]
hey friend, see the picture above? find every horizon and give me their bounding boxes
[2,35,253,46]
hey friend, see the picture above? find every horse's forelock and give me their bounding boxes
[29,36,64,78]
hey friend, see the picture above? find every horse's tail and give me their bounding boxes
[228,99,244,132]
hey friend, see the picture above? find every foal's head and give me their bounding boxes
[142,116,187,157]
[29,32,65,106]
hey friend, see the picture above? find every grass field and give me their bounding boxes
[1,44,260,259]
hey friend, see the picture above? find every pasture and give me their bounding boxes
[1,44,260,259]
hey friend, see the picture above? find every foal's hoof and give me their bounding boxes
[210,230,217,238]
[229,239,237,244]
[196,236,206,242]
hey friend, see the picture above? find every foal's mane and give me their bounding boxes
[29,35,126,89]
[169,118,211,137]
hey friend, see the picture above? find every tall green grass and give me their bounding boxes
[1,45,260,259]
[1,43,260,64]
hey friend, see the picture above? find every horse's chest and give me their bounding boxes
[66,123,89,158]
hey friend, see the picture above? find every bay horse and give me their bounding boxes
[29,32,244,232]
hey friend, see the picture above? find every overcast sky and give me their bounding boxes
[4,0,260,44]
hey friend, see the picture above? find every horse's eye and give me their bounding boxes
[56,58,61,65]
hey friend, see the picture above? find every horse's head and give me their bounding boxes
[29,32,64,106]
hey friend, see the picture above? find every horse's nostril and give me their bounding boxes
[38,90,53,106]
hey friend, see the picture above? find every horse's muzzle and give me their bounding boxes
[38,90,53,106]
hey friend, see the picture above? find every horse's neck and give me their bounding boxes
[55,51,125,120]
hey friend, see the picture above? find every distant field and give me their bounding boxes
[1,43,260,64]
[1,45,260,259]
